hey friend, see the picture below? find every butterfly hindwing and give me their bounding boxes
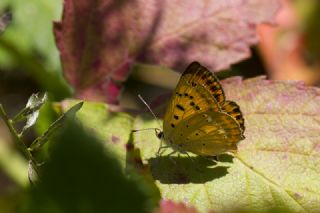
[221,101,245,133]
[167,111,242,156]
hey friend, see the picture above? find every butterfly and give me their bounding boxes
[156,61,245,156]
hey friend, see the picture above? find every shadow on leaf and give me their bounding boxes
[148,154,234,184]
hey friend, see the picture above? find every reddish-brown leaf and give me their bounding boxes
[154,200,199,213]
[54,0,280,103]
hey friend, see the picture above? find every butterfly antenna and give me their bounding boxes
[132,128,159,133]
[138,94,162,129]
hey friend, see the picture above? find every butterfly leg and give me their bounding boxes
[156,144,169,156]
[184,152,196,163]
[167,150,177,165]
[156,139,164,156]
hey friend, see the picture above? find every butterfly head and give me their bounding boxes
[155,128,164,140]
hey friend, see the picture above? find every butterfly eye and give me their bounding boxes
[154,128,163,139]
[155,129,164,139]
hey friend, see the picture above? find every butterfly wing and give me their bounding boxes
[162,61,245,155]
[169,111,243,156]
[183,62,226,104]
[183,62,245,132]
[163,71,220,139]
[221,100,245,133]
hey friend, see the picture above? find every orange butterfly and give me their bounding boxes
[156,62,245,156]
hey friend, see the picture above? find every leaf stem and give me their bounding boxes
[0,104,39,176]
[12,107,30,123]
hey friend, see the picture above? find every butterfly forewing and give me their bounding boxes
[163,75,220,137]
[183,62,226,104]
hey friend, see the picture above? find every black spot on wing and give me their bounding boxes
[176,104,185,111]
[175,92,182,97]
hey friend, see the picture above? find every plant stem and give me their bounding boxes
[0,104,39,176]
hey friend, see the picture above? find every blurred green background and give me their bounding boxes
[0,0,70,105]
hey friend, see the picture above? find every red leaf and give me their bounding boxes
[54,0,133,104]
[154,200,200,213]
[54,0,280,104]
[75,79,122,104]
[138,0,280,71]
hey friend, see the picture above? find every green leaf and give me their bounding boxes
[126,132,161,209]
[29,101,83,151]
[59,100,135,167]
[58,73,320,213]
[23,119,151,213]
[57,100,161,208]
[132,76,320,213]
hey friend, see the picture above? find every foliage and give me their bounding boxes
[22,119,151,213]
[0,0,70,100]
[133,76,320,212]
[1,0,320,213]
[53,0,279,103]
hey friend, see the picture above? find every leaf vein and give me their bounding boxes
[236,156,310,212]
